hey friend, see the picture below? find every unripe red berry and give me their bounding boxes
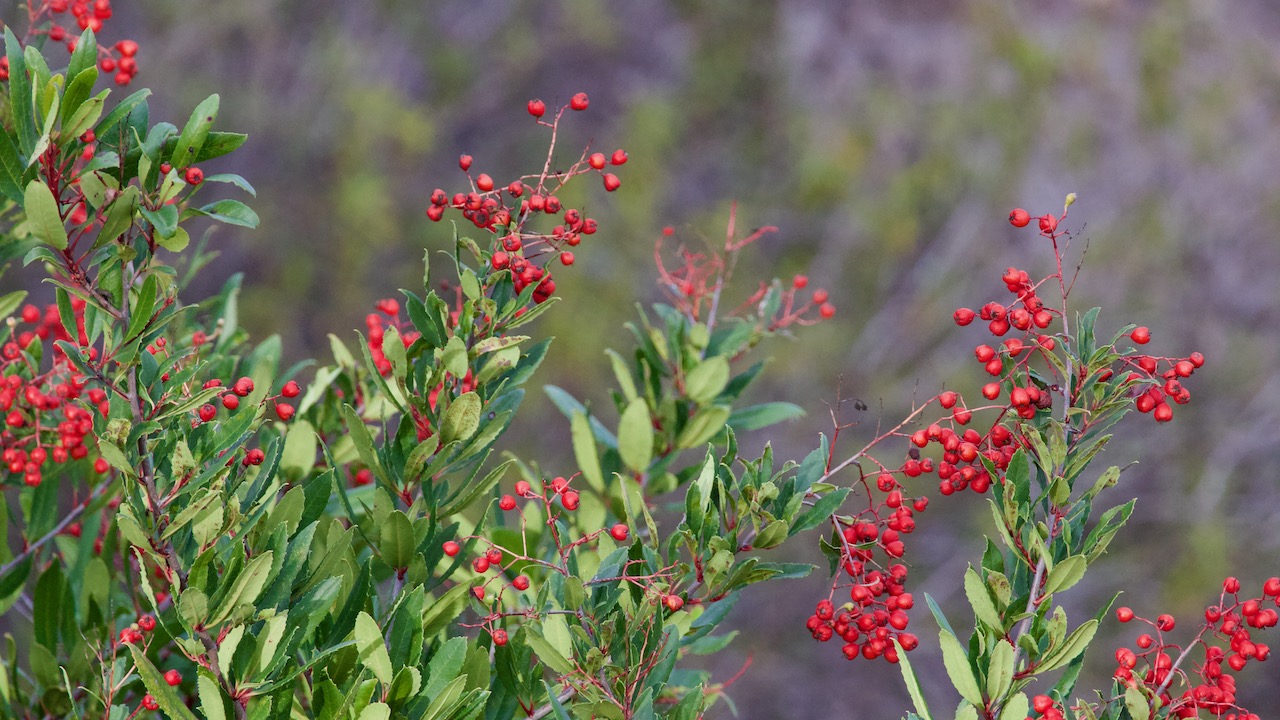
[1008,208,1031,227]
[570,92,589,111]
[526,99,545,118]
[184,166,203,185]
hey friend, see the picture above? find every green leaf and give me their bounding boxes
[789,487,849,537]
[123,273,158,343]
[522,628,574,675]
[675,404,730,449]
[209,551,273,625]
[727,401,805,432]
[355,611,394,685]
[441,335,468,378]
[570,411,604,492]
[0,291,27,322]
[1124,686,1149,720]
[379,511,416,570]
[5,29,37,155]
[204,172,256,196]
[194,131,248,163]
[893,638,932,720]
[684,356,729,404]
[128,646,200,720]
[195,199,259,229]
[964,567,1004,631]
[617,398,653,472]
[171,94,220,169]
[439,392,481,445]
[938,629,982,706]
[23,180,67,250]
[59,66,99,130]
[139,204,178,238]
[986,639,1015,700]
[1038,619,1098,673]
[197,670,228,720]
[95,185,139,247]
[0,131,24,204]
[63,88,108,141]
[604,349,638,402]
[997,692,1028,720]
[1044,555,1087,596]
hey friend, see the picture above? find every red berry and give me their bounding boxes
[953,308,975,326]
[281,380,300,398]
[492,628,508,646]
[476,173,494,192]
[138,614,156,632]
[514,480,532,496]
[1116,606,1135,622]
[354,469,373,486]
[1038,214,1058,233]
[812,289,829,304]
[1130,326,1151,345]
[610,149,628,165]
[472,557,490,573]
[562,491,580,511]
[116,39,138,57]
[274,403,294,421]
[570,92,589,111]
[94,457,110,474]
[184,166,203,185]
[142,695,159,711]
[1033,695,1055,714]
[233,377,254,396]
[459,154,473,171]
[1264,577,1280,597]
[512,575,530,591]
[526,99,545,118]
[499,494,516,511]
[588,153,606,170]
[1008,208,1031,227]
[1156,613,1176,631]
[609,523,629,542]
[164,669,182,686]
[602,173,621,192]
[664,594,684,611]
[221,394,239,410]
[442,541,460,557]
[819,303,835,319]
[560,251,575,266]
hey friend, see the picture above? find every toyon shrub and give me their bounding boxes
[0,7,1273,720]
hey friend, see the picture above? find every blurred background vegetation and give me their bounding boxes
[10,0,1280,715]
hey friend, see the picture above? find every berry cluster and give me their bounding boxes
[1112,577,1279,719]
[426,93,619,306]
[1,302,112,486]
[1121,328,1205,423]
[0,0,140,85]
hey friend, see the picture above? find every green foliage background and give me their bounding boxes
[11,0,1280,715]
